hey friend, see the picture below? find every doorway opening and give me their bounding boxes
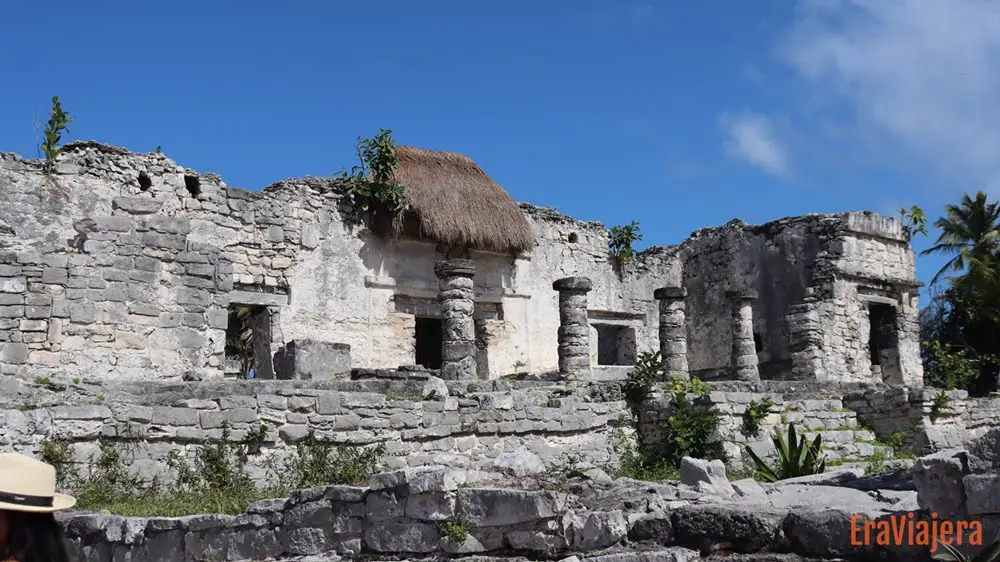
[868,303,898,366]
[414,316,443,369]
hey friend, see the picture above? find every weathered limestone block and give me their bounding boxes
[910,448,968,518]
[679,456,735,498]
[553,276,592,379]
[726,289,760,382]
[654,286,688,380]
[435,260,476,381]
[272,339,351,380]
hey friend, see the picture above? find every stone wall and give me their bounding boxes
[634,381,1000,468]
[845,387,1000,454]
[0,374,627,481]
[677,214,921,386]
[59,469,600,561]
[0,142,921,385]
[637,382,895,466]
[0,144,677,381]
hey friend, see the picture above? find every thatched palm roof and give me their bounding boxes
[391,146,536,254]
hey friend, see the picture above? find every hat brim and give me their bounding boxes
[0,493,76,513]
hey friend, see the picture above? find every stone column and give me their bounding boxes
[727,289,760,381]
[553,277,592,379]
[435,259,477,380]
[654,286,688,379]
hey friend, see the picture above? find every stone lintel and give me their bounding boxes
[553,276,592,292]
[434,259,476,279]
[654,286,687,300]
[725,289,758,301]
[230,290,289,307]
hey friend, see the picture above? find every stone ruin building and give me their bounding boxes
[10,141,1000,562]
[0,141,922,388]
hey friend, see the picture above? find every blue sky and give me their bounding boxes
[3,0,999,295]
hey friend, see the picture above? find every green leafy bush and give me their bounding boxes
[623,351,664,406]
[337,129,407,229]
[741,397,775,437]
[608,221,642,263]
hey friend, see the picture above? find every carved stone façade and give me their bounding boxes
[0,141,921,387]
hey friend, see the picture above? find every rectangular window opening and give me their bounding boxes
[594,323,637,366]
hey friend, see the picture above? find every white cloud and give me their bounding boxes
[779,0,1000,189]
[721,112,790,177]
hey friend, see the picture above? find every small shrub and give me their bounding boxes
[271,432,385,490]
[438,520,469,542]
[336,129,407,230]
[741,397,775,437]
[623,351,664,406]
[898,205,927,240]
[743,423,826,482]
[883,431,909,457]
[931,391,951,421]
[40,96,72,172]
[606,427,679,481]
[608,221,642,263]
[654,392,726,467]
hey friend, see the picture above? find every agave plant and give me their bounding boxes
[933,536,1000,561]
[743,422,826,482]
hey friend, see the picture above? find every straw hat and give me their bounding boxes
[0,453,76,513]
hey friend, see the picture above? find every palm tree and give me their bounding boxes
[921,192,1000,285]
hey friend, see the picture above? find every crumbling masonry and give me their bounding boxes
[0,141,922,387]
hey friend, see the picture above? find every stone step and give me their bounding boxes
[804,429,875,443]
[780,411,859,431]
[783,399,850,412]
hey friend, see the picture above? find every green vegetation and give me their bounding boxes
[41,425,384,517]
[743,422,826,482]
[931,390,951,421]
[899,204,928,240]
[918,193,1000,396]
[741,397,775,437]
[608,221,642,263]
[622,351,665,406]
[40,96,72,172]
[336,129,408,230]
[618,357,726,479]
[437,520,469,542]
[863,448,909,476]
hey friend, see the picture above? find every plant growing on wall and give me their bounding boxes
[40,96,72,172]
[654,390,727,467]
[623,351,664,407]
[741,397,775,437]
[608,221,642,263]
[336,129,408,230]
[898,204,928,240]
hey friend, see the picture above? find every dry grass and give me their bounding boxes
[391,146,536,254]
